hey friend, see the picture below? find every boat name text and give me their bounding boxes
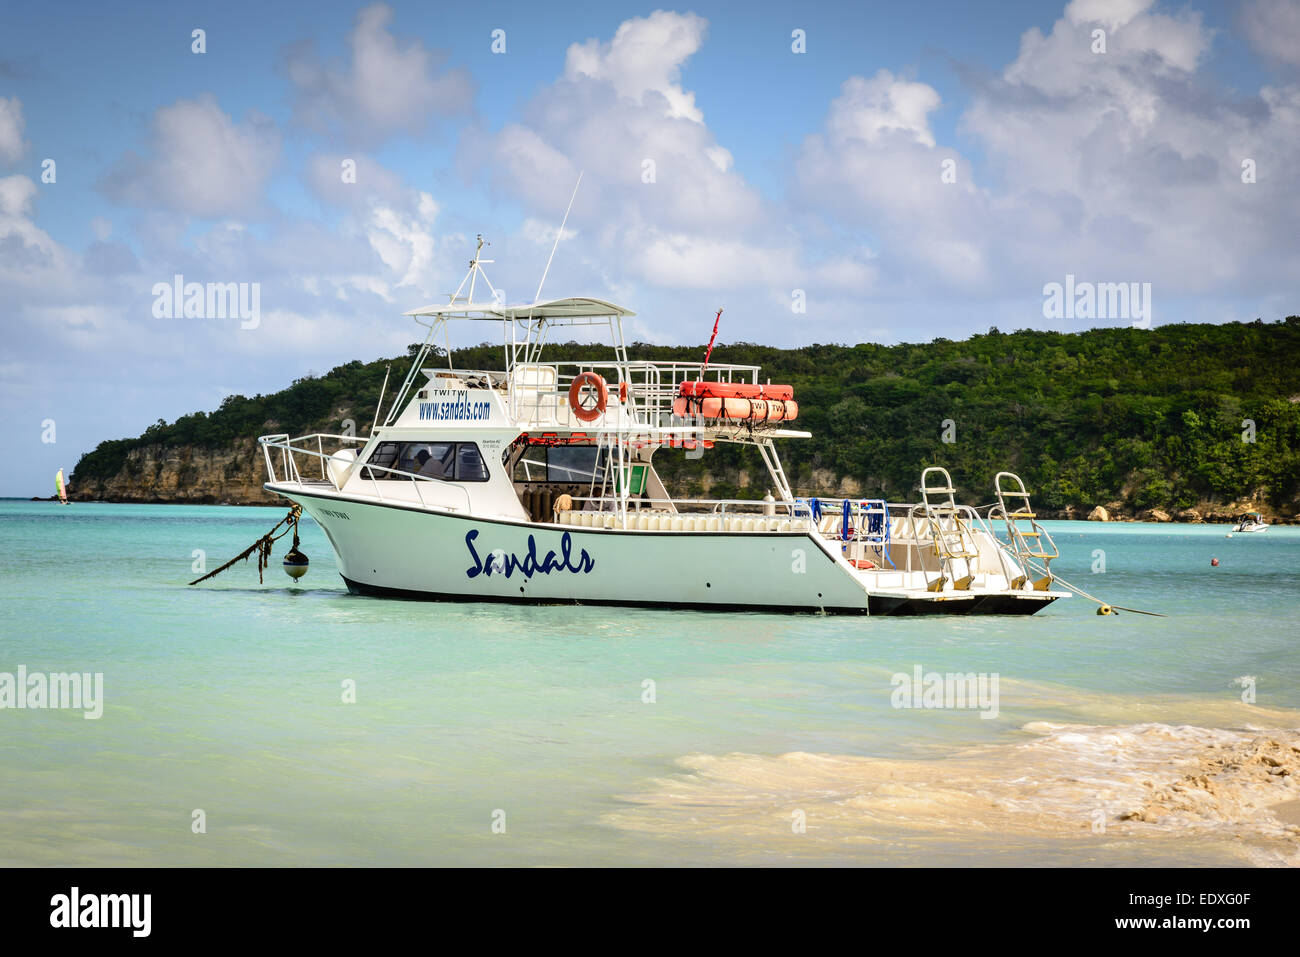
[465,529,595,579]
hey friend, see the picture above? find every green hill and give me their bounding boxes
[71,317,1300,517]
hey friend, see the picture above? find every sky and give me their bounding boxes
[1,0,1298,495]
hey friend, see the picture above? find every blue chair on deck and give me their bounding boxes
[861,499,894,567]
[793,497,823,523]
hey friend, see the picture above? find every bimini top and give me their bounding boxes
[403,296,635,320]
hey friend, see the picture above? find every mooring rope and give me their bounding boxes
[1017,555,1165,617]
[189,504,302,586]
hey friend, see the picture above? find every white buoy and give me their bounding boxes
[283,547,309,580]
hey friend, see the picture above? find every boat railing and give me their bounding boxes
[553,495,812,532]
[548,494,1000,542]
[560,494,803,517]
[259,432,354,486]
[507,360,762,427]
[258,432,473,513]
[427,368,511,390]
[550,494,998,532]
[780,496,1020,582]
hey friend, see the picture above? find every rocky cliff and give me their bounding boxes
[69,437,278,505]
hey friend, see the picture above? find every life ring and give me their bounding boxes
[569,372,608,422]
[619,381,629,403]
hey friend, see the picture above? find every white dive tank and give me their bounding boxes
[326,448,358,489]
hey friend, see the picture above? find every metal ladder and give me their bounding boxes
[917,467,979,591]
[990,471,1058,590]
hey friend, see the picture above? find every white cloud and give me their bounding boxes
[306,152,412,210]
[795,75,992,289]
[795,0,1300,304]
[705,145,733,172]
[961,3,1297,288]
[0,172,36,217]
[825,70,942,148]
[0,175,138,353]
[636,232,794,289]
[1240,0,1300,68]
[367,197,438,289]
[287,2,473,144]
[564,11,708,122]
[0,175,69,290]
[303,152,444,294]
[519,218,578,246]
[466,11,790,303]
[97,95,280,218]
[1065,0,1154,28]
[0,96,27,165]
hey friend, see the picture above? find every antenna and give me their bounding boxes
[534,171,583,303]
[373,363,391,430]
[467,234,494,305]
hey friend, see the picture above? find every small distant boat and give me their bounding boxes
[1232,512,1267,533]
[55,468,69,505]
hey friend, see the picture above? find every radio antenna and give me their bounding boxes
[534,171,583,303]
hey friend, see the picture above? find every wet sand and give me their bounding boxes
[609,721,1300,866]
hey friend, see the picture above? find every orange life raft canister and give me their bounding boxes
[674,381,797,422]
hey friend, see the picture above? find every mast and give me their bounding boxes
[384,237,499,427]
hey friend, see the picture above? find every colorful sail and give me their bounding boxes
[55,468,67,504]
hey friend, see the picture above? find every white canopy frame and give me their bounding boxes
[380,236,801,517]
[386,237,636,427]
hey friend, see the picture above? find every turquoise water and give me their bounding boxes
[1,500,1297,866]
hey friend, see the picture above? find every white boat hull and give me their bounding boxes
[275,485,1061,616]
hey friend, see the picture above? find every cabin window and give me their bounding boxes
[360,442,400,480]
[546,445,606,483]
[398,442,455,478]
[456,443,489,482]
[512,445,609,483]
[512,448,546,481]
[363,441,489,482]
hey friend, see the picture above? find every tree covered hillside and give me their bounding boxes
[72,318,1300,515]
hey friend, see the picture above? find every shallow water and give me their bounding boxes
[0,500,1296,866]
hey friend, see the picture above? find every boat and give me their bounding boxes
[256,239,1069,615]
[1232,512,1268,533]
[55,468,69,505]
